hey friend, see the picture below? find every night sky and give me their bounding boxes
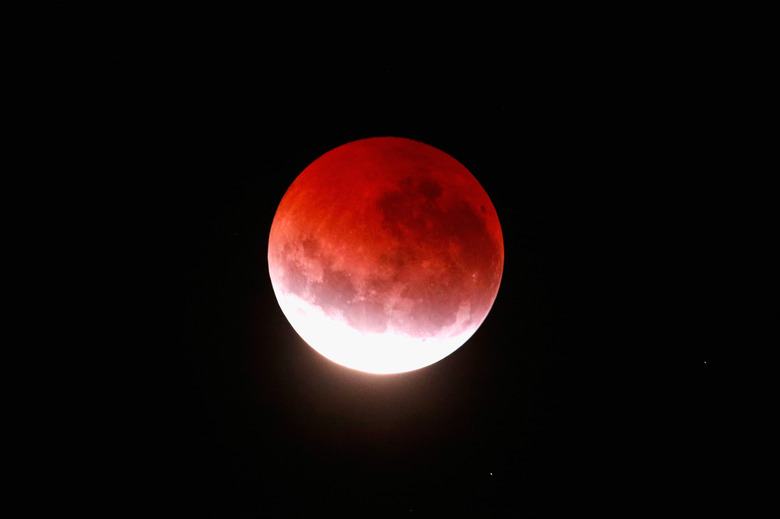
[53,5,727,516]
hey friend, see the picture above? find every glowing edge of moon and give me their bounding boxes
[273,288,483,375]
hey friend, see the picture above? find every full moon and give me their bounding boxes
[268,137,504,374]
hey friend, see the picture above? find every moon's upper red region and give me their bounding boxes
[268,137,504,374]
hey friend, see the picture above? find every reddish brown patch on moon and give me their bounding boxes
[268,137,503,372]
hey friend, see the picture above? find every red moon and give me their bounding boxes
[268,137,504,374]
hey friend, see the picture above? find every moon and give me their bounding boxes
[268,137,504,374]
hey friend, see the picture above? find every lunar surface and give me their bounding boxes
[268,137,503,374]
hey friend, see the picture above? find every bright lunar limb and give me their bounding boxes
[268,137,504,374]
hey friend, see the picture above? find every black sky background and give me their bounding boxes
[47,5,733,516]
